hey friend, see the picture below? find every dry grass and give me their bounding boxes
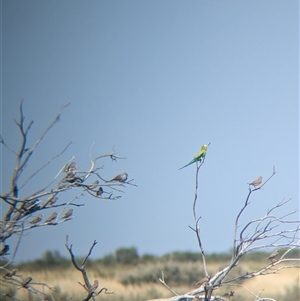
[4,260,299,301]
[245,268,299,297]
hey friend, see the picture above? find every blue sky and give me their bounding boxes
[1,1,299,262]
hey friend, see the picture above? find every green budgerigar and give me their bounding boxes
[179,144,208,170]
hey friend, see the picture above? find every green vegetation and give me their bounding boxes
[16,250,70,271]
[12,248,217,273]
[16,247,298,272]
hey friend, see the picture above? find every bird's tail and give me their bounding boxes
[178,161,192,170]
[179,157,204,170]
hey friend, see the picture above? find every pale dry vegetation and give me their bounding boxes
[2,256,299,301]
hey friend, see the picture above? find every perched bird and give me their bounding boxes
[44,194,58,206]
[27,203,40,213]
[195,275,211,287]
[89,279,99,293]
[64,175,77,183]
[3,268,18,278]
[179,144,208,170]
[0,244,9,255]
[44,212,58,223]
[20,276,32,289]
[63,161,76,173]
[108,172,128,182]
[88,180,99,190]
[24,199,40,212]
[96,187,104,196]
[29,214,43,224]
[62,209,73,219]
[62,162,78,182]
[61,175,84,187]
[248,176,262,187]
[267,250,279,261]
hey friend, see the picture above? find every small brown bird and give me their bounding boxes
[3,268,18,278]
[64,161,76,173]
[108,172,128,182]
[64,175,77,183]
[29,214,43,224]
[88,180,99,190]
[248,176,262,187]
[267,250,279,261]
[62,209,73,219]
[45,194,58,206]
[64,162,77,180]
[0,244,9,255]
[195,275,211,287]
[20,276,32,288]
[44,212,58,223]
[89,279,99,293]
[96,187,104,196]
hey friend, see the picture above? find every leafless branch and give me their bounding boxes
[1,101,135,298]
[65,237,111,300]
[150,158,298,301]
[159,271,178,296]
[20,141,73,191]
[190,142,211,277]
[233,168,277,257]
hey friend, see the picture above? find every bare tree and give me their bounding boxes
[65,236,114,301]
[0,101,136,299]
[149,147,300,301]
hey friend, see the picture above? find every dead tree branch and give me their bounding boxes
[65,236,113,300]
[152,159,299,301]
[1,101,136,297]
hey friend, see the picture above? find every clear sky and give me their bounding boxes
[1,1,299,262]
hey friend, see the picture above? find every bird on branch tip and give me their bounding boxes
[62,209,73,219]
[29,214,43,224]
[248,176,262,187]
[108,172,128,182]
[63,161,76,173]
[44,212,58,223]
[179,144,208,170]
